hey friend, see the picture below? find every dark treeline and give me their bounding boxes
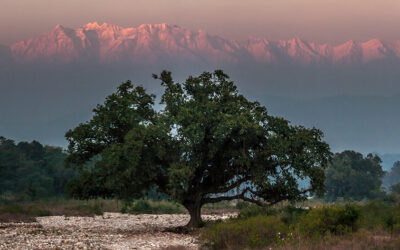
[0,136,76,202]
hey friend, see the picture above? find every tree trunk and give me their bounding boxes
[184,199,203,228]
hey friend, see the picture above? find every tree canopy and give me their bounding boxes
[0,136,75,201]
[65,70,331,227]
[325,151,385,201]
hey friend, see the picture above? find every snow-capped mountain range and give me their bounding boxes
[8,22,400,65]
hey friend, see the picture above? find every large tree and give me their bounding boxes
[65,70,331,227]
[325,151,385,201]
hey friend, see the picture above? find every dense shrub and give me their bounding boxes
[280,205,308,225]
[358,200,400,234]
[300,204,361,236]
[202,215,291,249]
[202,203,367,249]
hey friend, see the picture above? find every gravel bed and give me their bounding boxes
[0,212,236,249]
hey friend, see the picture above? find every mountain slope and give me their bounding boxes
[9,22,400,64]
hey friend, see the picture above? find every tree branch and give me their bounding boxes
[204,176,250,194]
[202,188,267,207]
[202,186,314,207]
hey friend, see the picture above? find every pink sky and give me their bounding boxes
[1,0,399,45]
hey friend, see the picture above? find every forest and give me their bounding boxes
[0,136,75,202]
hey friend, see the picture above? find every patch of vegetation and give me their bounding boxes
[0,203,51,217]
[358,199,400,234]
[0,203,51,222]
[0,137,76,202]
[121,200,185,214]
[70,203,103,216]
[201,200,400,249]
[235,201,275,218]
[0,199,124,221]
[300,204,361,236]
[202,215,290,249]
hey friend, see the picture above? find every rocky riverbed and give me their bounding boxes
[0,212,236,249]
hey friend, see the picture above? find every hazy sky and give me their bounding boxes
[1,0,400,45]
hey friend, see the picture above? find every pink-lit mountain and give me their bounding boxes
[9,22,400,64]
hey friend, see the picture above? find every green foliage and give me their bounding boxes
[65,81,160,200]
[280,205,309,225]
[357,199,400,233]
[236,202,308,226]
[300,204,361,236]
[65,70,331,227]
[0,137,76,202]
[325,151,385,201]
[121,199,184,214]
[202,215,290,249]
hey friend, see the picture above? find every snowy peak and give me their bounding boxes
[360,39,390,62]
[9,23,400,65]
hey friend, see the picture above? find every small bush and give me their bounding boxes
[300,204,361,236]
[128,199,151,213]
[280,205,308,225]
[202,215,291,249]
[121,200,184,214]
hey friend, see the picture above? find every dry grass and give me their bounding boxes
[0,213,37,223]
[278,230,400,250]
[0,199,122,222]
